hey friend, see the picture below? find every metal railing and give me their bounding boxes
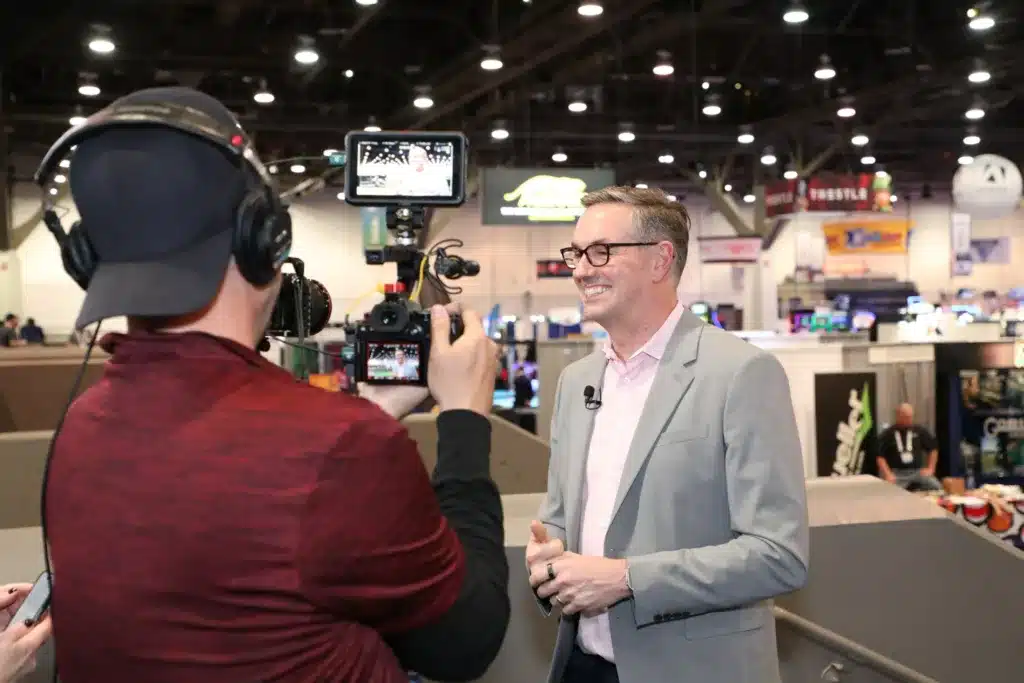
[773,606,939,683]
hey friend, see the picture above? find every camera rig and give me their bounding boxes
[364,205,479,301]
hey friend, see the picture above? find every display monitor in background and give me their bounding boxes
[343,131,467,206]
[830,311,850,331]
[851,310,877,331]
[789,309,814,333]
[365,342,422,383]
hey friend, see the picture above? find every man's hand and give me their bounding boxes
[1,584,52,682]
[884,472,897,484]
[532,554,631,618]
[919,467,935,477]
[525,520,564,570]
[427,305,499,416]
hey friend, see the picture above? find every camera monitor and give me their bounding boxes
[344,131,468,207]
[365,342,423,384]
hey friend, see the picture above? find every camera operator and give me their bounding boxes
[43,88,509,682]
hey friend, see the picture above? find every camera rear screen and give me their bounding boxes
[353,139,456,201]
[366,342,422,383]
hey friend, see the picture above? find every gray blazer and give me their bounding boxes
[537,311,810,683]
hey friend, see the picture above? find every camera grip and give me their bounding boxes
[449,313,465,342]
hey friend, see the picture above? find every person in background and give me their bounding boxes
[18,318,44,345]
[876,403,943,492]
[1,583,53,683]
[0,315,25,348]
[527,186,808,683]
[513,366,534,408]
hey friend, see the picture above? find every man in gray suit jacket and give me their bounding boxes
[527,186,809,683]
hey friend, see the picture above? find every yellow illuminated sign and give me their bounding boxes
[502,175,589,222]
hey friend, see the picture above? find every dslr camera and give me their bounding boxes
[342,130,475,386]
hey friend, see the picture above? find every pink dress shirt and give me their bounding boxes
[576,302,685,662]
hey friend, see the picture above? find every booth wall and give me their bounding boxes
[10,184,742,333]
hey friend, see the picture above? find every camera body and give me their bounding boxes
[342,129,475,387]
[351,291,464,386]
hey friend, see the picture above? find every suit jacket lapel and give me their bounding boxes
[609,312,704,523]
[565,352,607,551]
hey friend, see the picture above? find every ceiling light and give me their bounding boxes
[323,148,339,157]
[337,191,346,200]
[365,124,382,132]
[760,148,777,166]
[743,194,756,203]
[963,133,981,146]
[698,170,708,179]
[636,183,648,188]
[783,4,809,24]
[54,174,66,184]
[268,165,278,174]
[814,55,836,80]
[652,50,674,77]
[965,105,985,120]
[78,83,100,97]
[87,38,115,54]
[551,150,567,163]
[48,188,58,196]
[875,169,888,178]
[702,94,721,117]
[69,115,87,127]
[344,69,354,79]
[568,100,588,113]
[860,155,876,165]
[618,130,636,142]
[891,195,898,203]
[658,153,674,164]
[413,94,434,109]
[59,159,71,169]
[968,15,995,31]
[701,81,710,90]
[958,155,975,165]
[837,106,856,118]
[784,169,798,180]
[667,194,677,201]
[851,133,869,146]
[294,48,319,64]
[290,164,306,174]
[737,128,755,144]
[481,56,503,71]
[355,0,379,5]
[253,88,275,104]
[724,183,733,192]
[578,1,603,17]
[491,121,510,140]
[968,69,990,84]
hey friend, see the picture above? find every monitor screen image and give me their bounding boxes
[353,139,455,200]
[366,342,422,382]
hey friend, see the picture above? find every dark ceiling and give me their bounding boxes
[2,0,1022,195]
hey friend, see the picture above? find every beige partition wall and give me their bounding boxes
[535,339,595,442]
[0,347,107,432]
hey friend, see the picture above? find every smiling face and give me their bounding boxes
[571,203,661,326]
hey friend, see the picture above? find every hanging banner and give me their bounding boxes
[814,372,878,477]
[970,237,1011,264]
[536,259,574,278]
[697,236,762,264]
[480,168,616,225]
[764,173,892,218]
[360,206,388,250]
[820,219,912,255]
[950,212,973,276]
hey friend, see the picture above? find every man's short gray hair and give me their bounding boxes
[581,185,691,277]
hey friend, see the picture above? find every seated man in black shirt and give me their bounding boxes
[876,403,943,491]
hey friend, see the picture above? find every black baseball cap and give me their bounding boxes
[68,87,250,329]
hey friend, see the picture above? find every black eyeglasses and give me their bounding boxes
[560,242,657,269]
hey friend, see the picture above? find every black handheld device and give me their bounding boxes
[6,571,52,628]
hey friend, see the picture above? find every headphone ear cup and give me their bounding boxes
[63,222,98,290]
[233,191,274,286]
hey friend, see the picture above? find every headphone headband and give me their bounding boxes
[34,100,276,198]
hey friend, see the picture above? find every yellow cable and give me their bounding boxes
[344,286,387,316]
[410,253,430,303]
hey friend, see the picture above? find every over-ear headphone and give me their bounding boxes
[33,99,292,289]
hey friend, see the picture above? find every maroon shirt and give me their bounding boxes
[47,332,466,682]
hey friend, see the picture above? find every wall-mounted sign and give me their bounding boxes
[481,168,616,225]
[697,236,762,264]
[536,259,574,278]
[820,218,912,255]
[814,372,878,477]
[970,237,1011,264]
[764,173,893,218]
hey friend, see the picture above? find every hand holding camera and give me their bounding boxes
[428,305,499,416]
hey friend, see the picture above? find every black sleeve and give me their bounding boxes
[875,428,891,458]
[386,410,510,682]
[918,427,937,452]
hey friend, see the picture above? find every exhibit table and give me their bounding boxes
[937,488,1024,550]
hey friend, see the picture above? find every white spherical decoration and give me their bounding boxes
[952,154,1023,220]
